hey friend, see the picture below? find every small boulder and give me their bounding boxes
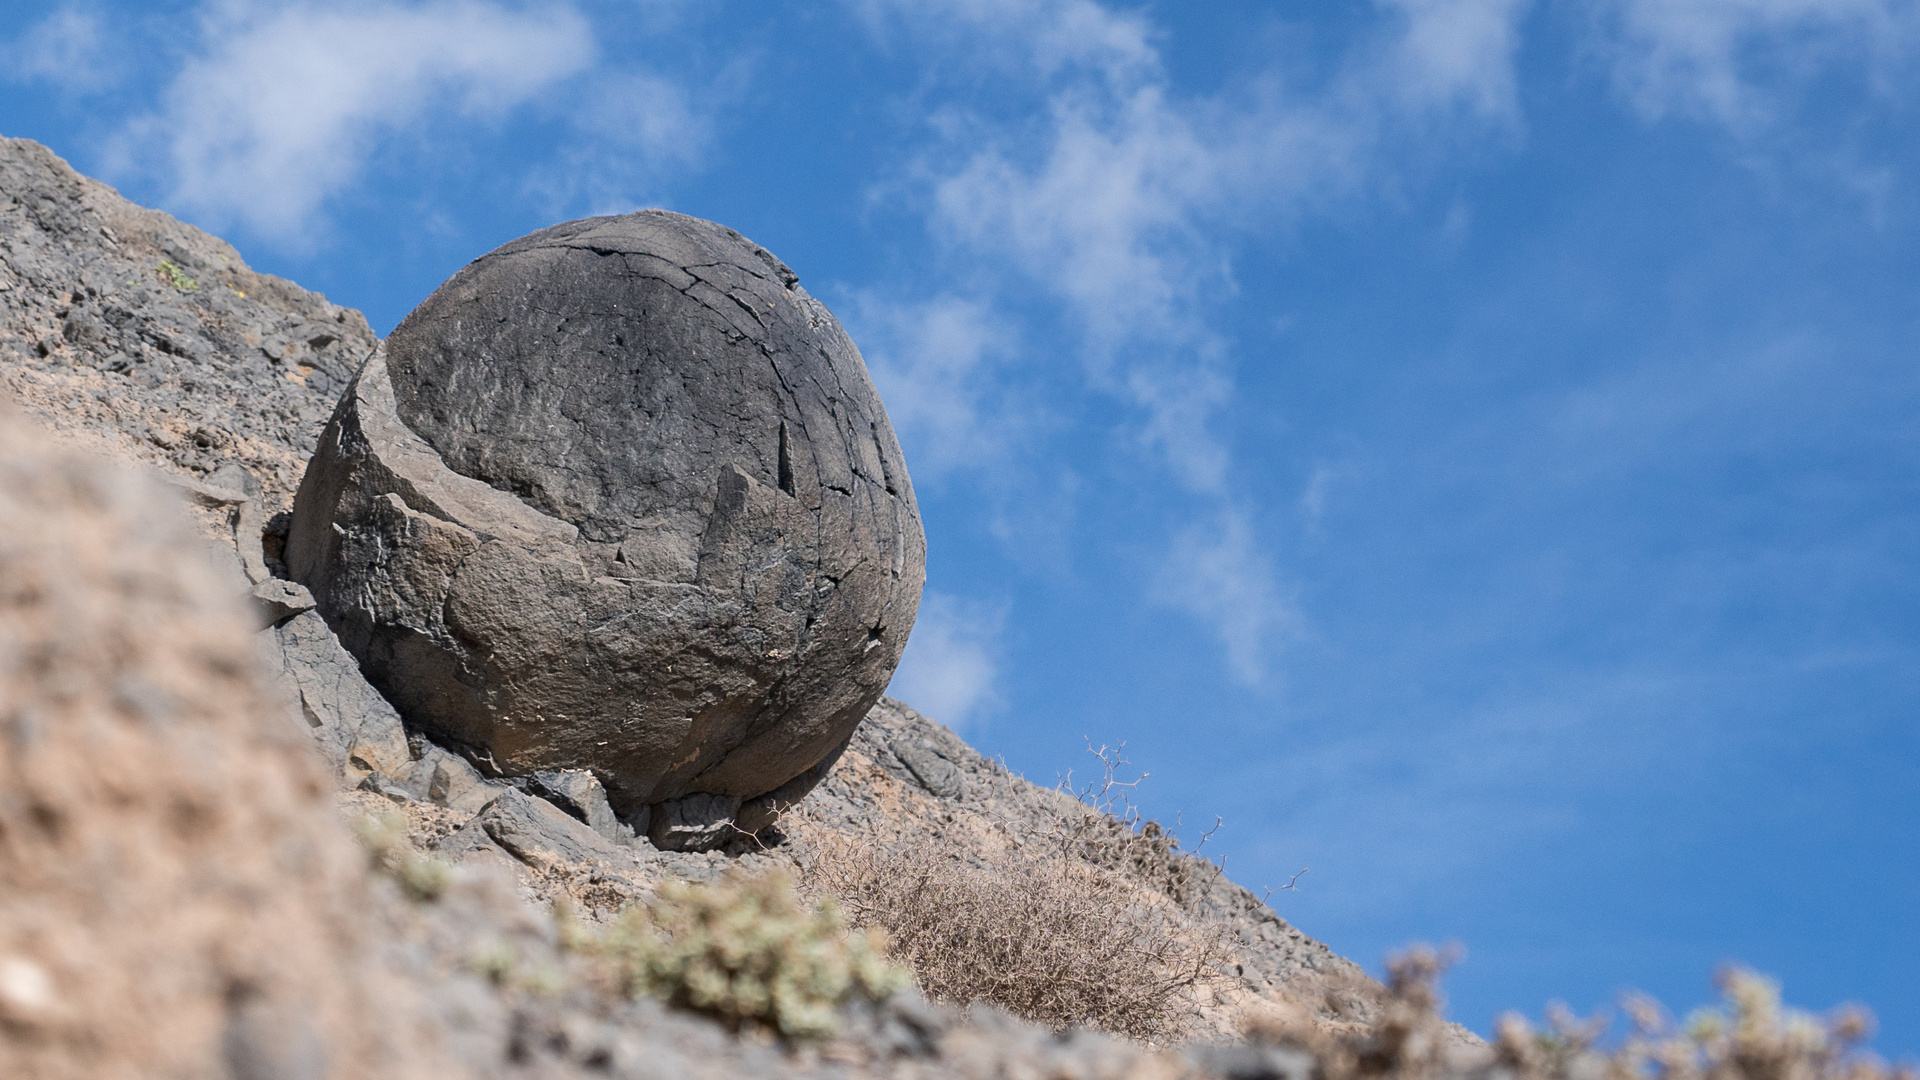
[893,738,963,799]
[520,769,631,844]
[267,609,411,785]
[250,577,315,627]
[444,789,635,879]
[426,752,504,817]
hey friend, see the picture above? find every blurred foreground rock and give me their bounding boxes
[0,409,456,1080]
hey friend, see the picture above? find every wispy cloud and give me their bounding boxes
[1152,508,1298,686]
[850,0,1534,680]
[847,0,1159,82]
[887,590,1006,727]
[848,291,1025,481]
[1589,0,1920,130]
[523,66,717,217]
[7,8,114,92]
[110,0,596,243]
[1373,0,1533,119]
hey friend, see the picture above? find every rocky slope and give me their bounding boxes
[0,135,1395,1078]
[0,139,373,507]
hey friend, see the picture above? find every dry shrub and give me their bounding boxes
[1496,966,1913,1080]
[1251,951,1914,1080]
[1053,744,1226,910]
[560,869,907,1040]
[801,739,1234,1043]
[1245,946,1464,1080]
[805,830,1231,1044]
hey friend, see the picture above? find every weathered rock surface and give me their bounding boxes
[0,408,457,1080]
[0,137,374,509]
[267,609,414,783]
[287,211,927,847]
[0,136,411,799]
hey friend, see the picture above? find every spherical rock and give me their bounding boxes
[286,211,925,844]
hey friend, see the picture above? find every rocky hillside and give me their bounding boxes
[0,139,373,506]
[0,135,1394,1079]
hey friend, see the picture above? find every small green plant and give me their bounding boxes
[563,869,907,1040]
[156,260,198,292]
[350,809,452,901]
[470,941,519,986]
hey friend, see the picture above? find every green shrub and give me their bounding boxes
[156,260,198,292]
[564,869,907,1040]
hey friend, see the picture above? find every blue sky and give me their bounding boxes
[5,0,1916,1054]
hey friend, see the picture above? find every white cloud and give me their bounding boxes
[877,0,1535,498]
[1152,509,1298,686]
[1373,0,1532,119]
[1590,0,1920,129]
[1124,358,1234,493]
[848,0,1159,83]
[113,0,596,242]
[915,0,1534,361]
[9,9,113,91]
[852,0,1533,679]
[1300,461,1352,531]
[930,85,1217,351]
[849,292,1023,479]
[887,591,1005,727]
[524,67,714,216]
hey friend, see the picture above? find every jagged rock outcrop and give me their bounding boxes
[286,212,927,849]
[0,137,433,804]
[0,137,374,509]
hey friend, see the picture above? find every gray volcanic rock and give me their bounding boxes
[0,136,413,794]
[287,211,926,848]
[0,137,376,508]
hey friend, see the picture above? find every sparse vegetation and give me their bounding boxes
[155,260,198,291]
[804,743,1234,1044]
[1054,740,1256,909]
[808,835,1231,1043]
[350,808,453,901]
[560,869,907,1040]
[1245,945,1464,1080]
[1249,949,1914,1080]
[1508,966,1913,1080]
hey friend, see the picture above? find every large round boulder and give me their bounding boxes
[285,211,925,848]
